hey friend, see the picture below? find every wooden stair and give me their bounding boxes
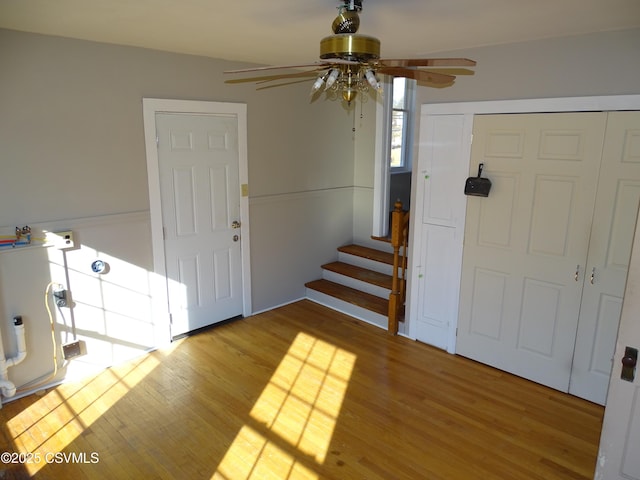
[305,243,404,330]
[337,244,394,266]
[321,262,392,289]
[304,279,388,317]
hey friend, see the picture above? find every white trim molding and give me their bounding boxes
[423,95,640,116]
[372,79,393,237]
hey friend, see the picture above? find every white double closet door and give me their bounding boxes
[457,111,640,405]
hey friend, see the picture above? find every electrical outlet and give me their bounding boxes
[46,230,75,249]
[63,340,86,359]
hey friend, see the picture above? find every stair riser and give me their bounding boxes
[361,239,395,254]
[306,289,387,330]
[338,252,394,275]
[322,270,390,299]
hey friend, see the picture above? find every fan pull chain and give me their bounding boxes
[352,106,356,133]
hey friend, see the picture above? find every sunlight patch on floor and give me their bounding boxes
[215,332,356,480]
[5,353,161,475]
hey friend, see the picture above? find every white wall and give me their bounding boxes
[0,213,160,389]
[0,28,355,397]
[250,188,354,309]
[415,29,640,105]
[246,79,356,309]
[353,93,381,247]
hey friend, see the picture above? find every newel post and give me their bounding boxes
[388,200,404,335]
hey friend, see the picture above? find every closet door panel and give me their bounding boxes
[457,112,606,391]
[570,111,640,405]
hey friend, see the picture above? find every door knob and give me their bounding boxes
[231,221,241,229]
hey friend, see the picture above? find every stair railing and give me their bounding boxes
[389,200,409,335]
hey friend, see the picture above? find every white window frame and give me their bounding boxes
[372,76,416,237]
[390,77,416,174]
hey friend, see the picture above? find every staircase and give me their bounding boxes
[305,244,398,330]
[305,202,410,334]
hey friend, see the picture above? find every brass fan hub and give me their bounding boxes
[320,34,380,62]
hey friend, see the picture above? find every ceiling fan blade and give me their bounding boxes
[256,79,315,91]
[425,67,475,76]
[225,63,328,74]
[378,67,455,84]
[225,59,359,74]
[225,71,321,85]
[378,58,476,68]
[255,72,319,85]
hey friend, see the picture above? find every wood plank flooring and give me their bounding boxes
[0,300,604,479]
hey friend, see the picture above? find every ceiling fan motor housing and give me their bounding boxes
[320,33,380,62]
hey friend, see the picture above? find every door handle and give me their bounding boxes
[231,221,241,229]
[622,347,638,382]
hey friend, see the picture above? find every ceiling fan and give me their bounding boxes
[224,0,476,106]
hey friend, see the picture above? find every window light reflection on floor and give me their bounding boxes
[215,332,356,480]
[6,353,161,476]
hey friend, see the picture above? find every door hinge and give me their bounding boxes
[156,132,159,146]
[162,227,167,240]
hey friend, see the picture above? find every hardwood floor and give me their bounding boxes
[0,300,604,479]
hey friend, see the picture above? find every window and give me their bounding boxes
[389,77,415,171]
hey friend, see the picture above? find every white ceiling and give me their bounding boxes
[1,0,640,66]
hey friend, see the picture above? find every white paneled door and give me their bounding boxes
[458,111,640,404]
[457,112,606,392]
[156,113,243,337]
[570,111,640,404]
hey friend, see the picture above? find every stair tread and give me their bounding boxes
[321,261,392,289]
[305,279,388,316]
[370,235,392,244]
[338,244,395,265]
